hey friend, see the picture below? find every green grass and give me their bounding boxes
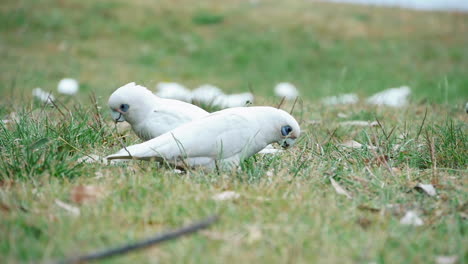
[1,0,467,263]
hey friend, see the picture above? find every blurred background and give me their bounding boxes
[1,0,467,104]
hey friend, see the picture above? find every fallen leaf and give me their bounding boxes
[365,155,390,166]
[435,256,458,264]
[246,225,262,243]
[340,140,363,148]
[339,120,378,127]
[212,191,240,201]
[358,204,380,213]
[357,217,372,229]
[55,199,80,216]
[415,183,437,197]
[330,178,352,199]
[0,202,11,213]
[71,185,105,204]
[399,210,423,226]
[0,179,15,188]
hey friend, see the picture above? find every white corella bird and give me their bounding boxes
[155,82,192,102]
[274,82,299,100]
[106,106,300,170]
[108,82,209,140]
[57,78,79,95]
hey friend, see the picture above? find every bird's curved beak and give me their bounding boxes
[111,109,125,123]
[280,136,297,149]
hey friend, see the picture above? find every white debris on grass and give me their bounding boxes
[337,112,349,118]
[55,199,80,216]
[258,144,283,154]
[330,178,352,199]
[155,82,192,102]
[274,82,299,100]
[340,140,363,149]
[77,154,126,165]
[435,256,459,264]
[57,78,79,95]
[322,93,358,105]
[366,86,411,107]
[400,210,424,226]
[212,191,240,201]
[32,88,55,104]
[415,183,437,197]
[340,120,379,127]
[340,140,377,150]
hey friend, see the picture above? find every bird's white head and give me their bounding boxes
[275,109,301,148]
[108,82,155,124]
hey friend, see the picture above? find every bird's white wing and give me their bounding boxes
[107,112,262,163]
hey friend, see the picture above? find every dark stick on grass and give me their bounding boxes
[289,96,299,114]
[55,215,219,264]
[415,108,428,141]
[276,96,285,109]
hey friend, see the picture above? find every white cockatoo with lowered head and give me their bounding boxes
[106,106,300,170]
[108,82,209,141]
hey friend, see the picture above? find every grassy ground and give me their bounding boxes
[1,0,467,263]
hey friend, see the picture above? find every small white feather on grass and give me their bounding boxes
[415,183,437,197]
[55,199,80,216]
[212,191,240,201]
[400,211,423,226]
[330,178,352,199]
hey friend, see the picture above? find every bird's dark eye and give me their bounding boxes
[120,104,130,112]
[281,125,293,136]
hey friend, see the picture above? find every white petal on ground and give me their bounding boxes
[258,144,283,154]
[57,78,79,95]
[212,191,240,201]
[400,210,424,226]
[191,84,224,105]
[435,256,458,264]
[366,86,411,107]
[155,82,192,102]
[55,199,80,216]
[340,140,377,150]
[32,88,55,104]
[77,154,126,165]
[274,82,299,100]
[322,93,358,105]
[330,178,352,199]
[415,183,437,197]
[339,120,379,127]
